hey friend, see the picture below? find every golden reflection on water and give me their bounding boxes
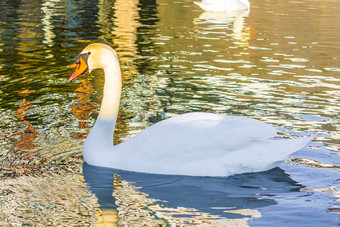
[14,99,37,151]
[96,209,118,227]
[41,0,57,46]
[12,99,40,174]
[71,79,96,140]
[0,173,98,226]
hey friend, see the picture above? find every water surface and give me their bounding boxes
[0,0,339,226]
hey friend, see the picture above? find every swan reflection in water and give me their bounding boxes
[194,8,250,43]
[83,163,302,225]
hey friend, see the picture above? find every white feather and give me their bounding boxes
[194,0,250,12]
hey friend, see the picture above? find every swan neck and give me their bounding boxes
[86,54,121,149]
[98,62,122,122]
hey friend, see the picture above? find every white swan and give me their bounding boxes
[70,43,313,177]
[194,0,250,12]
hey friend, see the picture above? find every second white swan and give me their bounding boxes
[194,0,250,12]
[70,43,313,177]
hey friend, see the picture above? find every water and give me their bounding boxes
[0,0,339,225]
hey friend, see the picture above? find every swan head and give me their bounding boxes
[70,43,117,81]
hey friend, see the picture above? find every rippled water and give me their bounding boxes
[0,0,339,226]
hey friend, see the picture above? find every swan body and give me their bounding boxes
[70,43,313,177]
[194,0,250,12]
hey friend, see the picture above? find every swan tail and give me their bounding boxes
[176,136,314,177]
[224,136,314,174]
[250,136,314,163]
[269,136,314,156]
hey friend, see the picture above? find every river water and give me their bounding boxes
[0,0,339,226]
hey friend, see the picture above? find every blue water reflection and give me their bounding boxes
[83,162,302,218]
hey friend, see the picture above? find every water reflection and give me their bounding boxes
[83,163,302,225]
[195,9,250,46]
[0,0,339,225]
[70,79,97,139]
[0,173,98,226]
[12,99,39,174]
[41,0,57,46]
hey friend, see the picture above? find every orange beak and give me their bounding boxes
[69,58,89,81]
[68,63,77,69]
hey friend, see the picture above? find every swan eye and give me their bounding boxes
[75,52,90,64]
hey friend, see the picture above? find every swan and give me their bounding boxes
[194,0,250,12]
[70,43,313,177]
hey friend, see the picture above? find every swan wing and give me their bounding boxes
[110,112,312,176]
[116,112,277,161]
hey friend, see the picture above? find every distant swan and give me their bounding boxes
[194,0,250,12]
[70,43,313,177]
